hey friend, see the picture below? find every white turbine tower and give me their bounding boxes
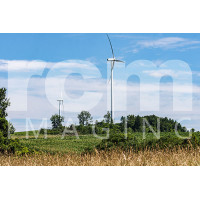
[57,91,64,119]
[107,34,124,123]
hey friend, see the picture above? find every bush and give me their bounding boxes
[96,132,200,151]
[0,132,31,155]
[96,133,136,150]
[0,118,15,137]
[0,118,8,137]
[39,126,65,135]
[46,127,64,135]
[77,125,93,135]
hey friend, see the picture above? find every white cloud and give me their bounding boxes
[136,37,200,49]
[8,79,200,131]
[143,69,175,78]
[1,59,200,131]
[152,60,164,66]
[0,59,48,71]
[193,71,200,77]
[143,69,192,79]
[0,59,98,76]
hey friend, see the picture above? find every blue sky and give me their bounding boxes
[1,33,200,82]
[0,33,200,131]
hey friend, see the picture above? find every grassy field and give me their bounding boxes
[2,131,199,166]
[11,131,196,154]
[1,146,200,166]
[12,131,102,154]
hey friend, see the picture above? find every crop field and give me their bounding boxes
[0,131,198,166]
[11,131,102,154]
[12,131,194,154]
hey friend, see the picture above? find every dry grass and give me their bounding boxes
[1,146,200,166]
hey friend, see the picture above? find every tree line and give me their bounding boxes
[49,111,188,135]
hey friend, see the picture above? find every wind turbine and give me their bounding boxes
[57,91,64,120]
[106,34,124,123]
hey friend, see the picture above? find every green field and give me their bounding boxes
[12,131,196,154]
[12,131,102,154]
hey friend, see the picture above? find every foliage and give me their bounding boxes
[104,111,111,123]
[96,131,200,151]
[75,112,187,136]
[124,114,186,133]
[77,111,92,126]
[13,130,200,155]
[14,108,196,155]
[0,131,30,155]
[46,128,64,135]
[46,111,189,137]
[77,125,93,135]
[50,114,64,129]
[8,122,15,135]
[0,88,15,138]
[0,87,31,155]
[0,88,10,118]
[0,117,9,137]
[17,134,102,154]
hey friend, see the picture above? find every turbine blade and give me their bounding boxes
[107,75,111,84]
[115,59,125,63]
[108,62,114,83]
[61,91,63,100]
[111,61,115,70]
[106,34,115,59]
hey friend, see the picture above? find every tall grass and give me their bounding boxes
[1,146,200,166]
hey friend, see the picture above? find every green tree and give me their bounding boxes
[0,88,10,118]
[191,128,195,133]
[134,115,142,132]
[8,122,15,135]
[104,111,111,123]
[77,111,92,126]
[127,115,135,130]
[50,114,64,129]
[0,88,29,154]
[120,116,126,132]
[0,88,12,137]
[0,118,9,137]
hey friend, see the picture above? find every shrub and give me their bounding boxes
[0,118,9,137]
[96,133,136,150]
[0,132,31,155]
[46,127,64,135]
[96,132,200,151]
[77,125,93,135]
